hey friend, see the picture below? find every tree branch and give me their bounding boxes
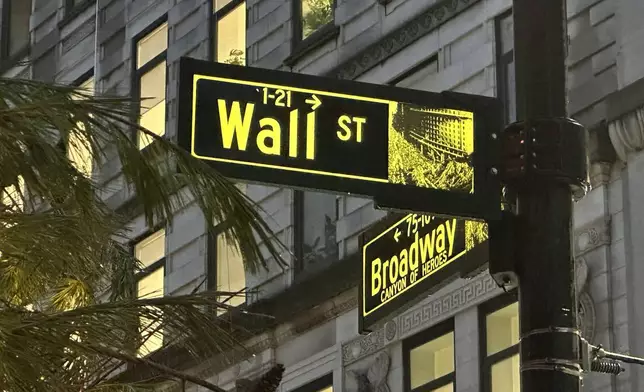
[86,345,226,392]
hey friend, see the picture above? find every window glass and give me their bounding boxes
[134,229,166,269]
[409,332,454,389]
[137,267,164,356]
[216,233,246,309]
[214,0,234,12]
[302,191,337,268]
[318,387,333,392]
[138,61,166,149]
[491,354,520,392]
[486,302,519,356]
[216,3,246,65]
[8,0,31,56]
[68,77,94,178]
[137,23,168,69]
[500,14,514,55]
[301,0,333,40]
[431,384,454,392]
[506,61,516,123]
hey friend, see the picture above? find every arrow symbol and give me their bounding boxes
[305,94,321,110]
[394,228,401,243]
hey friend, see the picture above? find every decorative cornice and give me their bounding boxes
[341,272,500,366]
[608,105,644,162]
[574,216,611,257]
[325,0,481,80]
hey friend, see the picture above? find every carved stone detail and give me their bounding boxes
[608,106,644,162]
[574,217,611,257]
[328,0,481,80]
[575,258,597,341]
[342,273,501,366]
[347,352,391,392]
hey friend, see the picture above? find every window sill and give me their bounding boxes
[284,23,340,68]
[59,0,97,29]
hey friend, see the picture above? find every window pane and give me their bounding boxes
[500,14,514,55]
[137,22,167,68]
[216,2,246,65]
[486,302,519,356]
[318,387,333,392]
[69,77,95,178]
[216,233,246,309]
[301,0,333,40]
[214,0,233,12]
[302,192,337,268]
[491,354,520,392]
[432,383,454,392]
[137,267,164,356]
[9,0,32,56]
[139,61,166,149]
[135,229,166,269]
[410,332,454,389]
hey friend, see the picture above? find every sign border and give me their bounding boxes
[177,57,502,221]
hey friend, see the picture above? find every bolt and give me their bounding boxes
[490,167,498,175]
[491,133,498,140]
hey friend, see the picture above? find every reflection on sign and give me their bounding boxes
[360,214,488,332]
[178,58,501,220]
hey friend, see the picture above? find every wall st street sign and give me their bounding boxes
[359,213,489,333]
[177,57,502,220]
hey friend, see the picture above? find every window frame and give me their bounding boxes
[0,0,32,64]
[130,15,169,150]
[288,0,339,62]
[206,222,249,309]
[62,0,96,22]
[291,373,333,392]
[210,0,246,65]
[478,290,519,392]
[494,9,516,125]
[403,318,456,392]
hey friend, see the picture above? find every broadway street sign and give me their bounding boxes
[177,57,502,220]
[359,213,489,333]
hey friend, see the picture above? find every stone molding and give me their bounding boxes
[326,0,481,80]
[574,216,611,257]
[608,105,644,162]
[342,272,501,366]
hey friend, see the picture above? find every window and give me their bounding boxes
[212,0,246,65]
[207,230,247,313]
[295,0,335,43]
[133,20,168,150]
[134,228,166,356]
[292,373,333,392]
[495,10,516,124]
[294,191,339,277]
[404,319,455,391]
[480,292,520,392]
[68,75,94,178]
[1,0,32,59]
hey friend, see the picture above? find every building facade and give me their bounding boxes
[3,0,644,391]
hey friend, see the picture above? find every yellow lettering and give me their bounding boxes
[289,109,299,158]
[389,255,399,284]
[354,117,366,142]
[446,219,456,256]
[409,233,419,270]
[399,249,409,278]
[306,111,316,160]
[436,224,446,254]
[420,231,435,264]
[218,100,254,150]
[257,118,281,155]
[337,115,352,141]
[371,258,382,296]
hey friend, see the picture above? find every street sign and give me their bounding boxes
[177,57,501,220]
[358,213,489,333]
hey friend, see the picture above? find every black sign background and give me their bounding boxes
[358,213,489,333]
[177,57,502,220]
